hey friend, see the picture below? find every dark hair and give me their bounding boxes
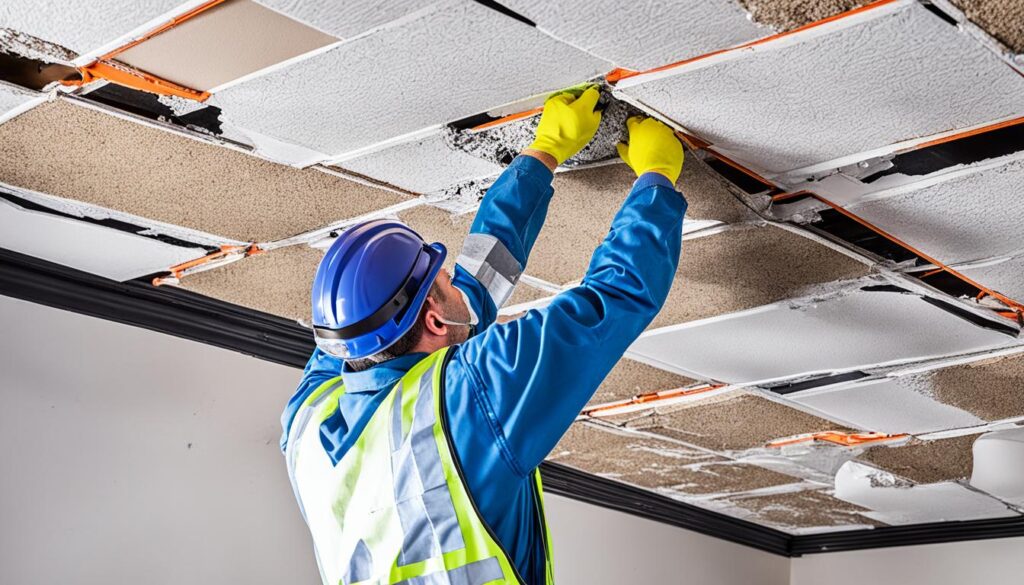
[344,280,443,372]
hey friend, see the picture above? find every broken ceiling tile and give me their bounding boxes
[629,280,1017,385]
[616,0,1024,175]
[0,100,409,242]
[948,0,1024,54]
[0,0,184,55]
[178,244,323,323]
[334,130,504,195]
[858,434,978,484]
[212,0,610,157]
[114,0,338,92]
[737,0,862,31]
[728,488,882,532]
[493,0,768,72]
[588,358,700,407]
[0,27,80,64]
[788,376,985,435]
[0,194,207,282]
[666,461,802,497]
[971,427,1024,507]
[957,254,1024,306]
[0,80,42,120]
[547,422,723,490]
[912,352,1024,422]
[254,0,436,39]
[834,460,1015,525]
[841,156,1024,265]
[651,224,870,330]
[625,391,851,452]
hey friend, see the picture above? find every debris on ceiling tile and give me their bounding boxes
[727,488,883,531]
[616,0,1024,175]
[176,244,324,323]
[947,0,1024,53]
[114,0,338,93]
[629,279,1018,385]
[736,0,863,31]
[495,0,769,71]
[212,0,611,157]
[587,358,701,407]
[0,99,409,242]
[621,391,852,452]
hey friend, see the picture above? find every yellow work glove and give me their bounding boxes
[527,86,602,165]
[616,116,684,184]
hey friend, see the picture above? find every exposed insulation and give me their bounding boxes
[255,0,435,39]
[666,461,801,496]
[729,489,883,530]
[618,1,1024,174]
[115,0,338,92]
[738,0,863,31]
[0,100,407,242]
[650,224,870,330]
[588,358,700,406]
[178,244,324,323]
[844,158,1024,265]
[213,1,610,157]
[337,131,504,194]
[624,392,850,452]
[548,422,723,489]
[925,353,1024,422]
[958,254,1024,306]
[0,0,182,54]
[859,434,978,484]
[949,0,1024,53]
[630,282,1016,384]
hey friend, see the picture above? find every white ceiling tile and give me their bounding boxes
[255,0,436,39]
[957,253,1024,304]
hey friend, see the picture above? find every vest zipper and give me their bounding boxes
[437,348,528,585]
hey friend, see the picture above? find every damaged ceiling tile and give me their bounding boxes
[588,358,700,407]
[728,488,883,532]
[788,376,986,435]
[948,0,1024,53]
[253,0,436,39]
[498,0,768,71]
[114,0,339,92]
[835,460,1016,525]
[547,422,724,490]
[212,0,611,157]
[957,253,1024,306]
[177,244,324,323]
[0,194,208,282]
[334,130,504,195]
[665,461,802,497]
[916,352,1024,422]
[737,0,863,32]
[624,391,851,452]
[629,279,1017,384]
[651,224,870,330]
[841,156,1024,266]
[0,100,409,242]
[616,0,1024,175]
[858,434,978,484]
[0,0,183,55]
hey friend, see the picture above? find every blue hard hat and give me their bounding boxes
[311,219,446,359]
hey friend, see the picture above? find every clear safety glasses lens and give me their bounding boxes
[314,334,351,358]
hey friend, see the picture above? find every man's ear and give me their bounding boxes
[421,296,448,337]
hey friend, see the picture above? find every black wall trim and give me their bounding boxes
[4,247,1024,557]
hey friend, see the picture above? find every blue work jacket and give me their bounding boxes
[281,155,686,583]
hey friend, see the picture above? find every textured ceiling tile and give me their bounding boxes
[651,225,870,330]
[395,204,473,272]
[859,434,978,484]
[115,0,338,92]
[548,422,722,490]
[665,461,801,496]
[0,100,408,242]
[178,244,323,323]
[254,0,436,39]
[499,0,768,70]
[588,358,700,406]
[949,0,1024,53]
[790,377,985,435]
[958,254,1024,306]
[0,81,40,117]
[0,0,183,54]
[618,1,1024,174]
[924,353,1024,422]
[844,158,1024,265]
[336,131,504,194]
[630,283,1016,384]
[729,488,883,531]
[626,392,850,452]
[213,1,610,157]
[738,0,862,31]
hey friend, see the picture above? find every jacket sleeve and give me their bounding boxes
[454,172,686,476]
[279,348,343,452]
[451,155,555,331]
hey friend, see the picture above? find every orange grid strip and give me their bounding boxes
[767,431,907,448]
[152,244,262,286]
[581,383,725,418]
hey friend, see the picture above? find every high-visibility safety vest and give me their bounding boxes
[286,347,555,585]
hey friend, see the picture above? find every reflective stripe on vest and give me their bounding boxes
[286,347,553,585]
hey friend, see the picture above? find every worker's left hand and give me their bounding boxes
[526,85,602,166]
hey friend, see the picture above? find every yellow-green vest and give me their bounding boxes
[286,347,554,584]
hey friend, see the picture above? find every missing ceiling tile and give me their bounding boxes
[0,52,79,91]
[83,83,225,136]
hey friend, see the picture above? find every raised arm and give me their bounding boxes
[455,117,687,476]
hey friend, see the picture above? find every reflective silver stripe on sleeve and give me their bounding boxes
[394,557,504,585]
[456,233,522,308]
[342,539,374,585]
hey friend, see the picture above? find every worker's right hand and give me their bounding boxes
[527,85,602,165]
[617,116,684,184]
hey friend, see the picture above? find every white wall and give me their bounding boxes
[0,295,790,584]
[790,538,1024,585]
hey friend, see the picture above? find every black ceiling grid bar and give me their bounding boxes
[4,246,1024,557]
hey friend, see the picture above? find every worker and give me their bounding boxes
[281,85,686,584]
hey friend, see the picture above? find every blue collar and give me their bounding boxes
[340,352,430,394]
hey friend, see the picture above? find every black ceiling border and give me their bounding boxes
[4,247,1024,557]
